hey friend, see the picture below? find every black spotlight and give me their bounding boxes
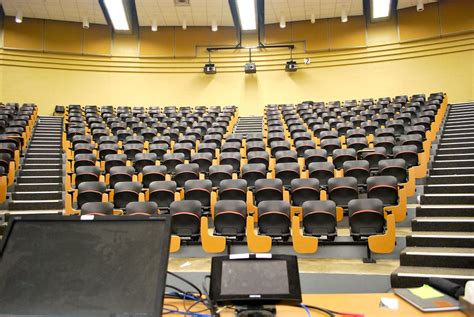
[204,63,216,74]
[244,62,256,73]
[285,60,297,72]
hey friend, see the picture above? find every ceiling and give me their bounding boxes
[0,0,107,25]
[0,0,438,27]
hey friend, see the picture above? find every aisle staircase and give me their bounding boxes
[7,116,65,213]
[391,103,474,287]
[233,116,264,136]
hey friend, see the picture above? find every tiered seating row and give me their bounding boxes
[0,103,38,203]
[63,93,447,256]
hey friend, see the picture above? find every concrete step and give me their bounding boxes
[17,176,63,184]
[15,183,63,192]
[412,217,474,232]
[391,266,474,288]
[20,169,63,177]
[420,194,474,205]
[12,191,63,200]
[406,231,474,248]
[8,200,64,211]
[400,247,474,269]
[423,184,474,194]
[416,205,474,217]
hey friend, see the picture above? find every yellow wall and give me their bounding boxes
[0,0,473,114]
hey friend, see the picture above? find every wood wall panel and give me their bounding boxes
[44,20,82,53]
[439,0,474,35]
[209,27,238,46]
[4,17,44,51]
[367,16,399,46]
[83,24,111,55]
[140,27,175,57]
[292,20,330,52]
[265,23,292,44]
[113,33,139,56]
[329,15,366,49]
[175,27,209,57]
[399,3,441,42]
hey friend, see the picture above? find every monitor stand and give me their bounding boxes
[235,305,276,317]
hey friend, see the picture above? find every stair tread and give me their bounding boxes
[403,246,474,254]
[410,231,474,237]
[414,217,474,221]
[393,266,474,277]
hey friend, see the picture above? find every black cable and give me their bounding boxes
[162,303,179,315]
[167,271,203,299]
[203,275,219,317]
[303,304,336,317]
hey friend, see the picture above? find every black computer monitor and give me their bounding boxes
[0,215,171,317]
[210,254,302,306]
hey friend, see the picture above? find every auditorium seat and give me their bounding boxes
[108,166,135,189]
[183,179,214,214]
[174,163,200,187]
[170,200,202,240]
[148,181,178,213]
[112,181,143,209]
[81,202,114,216]
[302,200,337,240]
[328,176,358,208]
[348,198,385,241]
[140,165,167,188]
[308,162,335,187]
[125,201,159,216]
[290,178,320,206]
[257,200,291,240]
[213,200,247,239]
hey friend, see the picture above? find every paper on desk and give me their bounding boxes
[408,284,444,299]
[380,297,399,310]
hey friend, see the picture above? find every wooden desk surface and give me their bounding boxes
[164,293,465,316]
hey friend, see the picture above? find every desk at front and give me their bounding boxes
[165,293,465,316]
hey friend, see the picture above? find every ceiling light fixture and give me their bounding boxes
[103,0,130,31]
[151,19,158,32]
[341,10,348,23]
[280,15,286,28]
[83,17,89,29]
[182,19,187,30]
[236,0,257,31]
[416,0,425,12]
[371,0,392,20]
[15,11,23,24]
[211,19,218,32]
[310,13,316,24]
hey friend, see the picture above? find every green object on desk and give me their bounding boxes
[408,284,445,300]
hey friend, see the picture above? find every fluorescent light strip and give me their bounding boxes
[104,0,130,31]
[236,0,257,31]
[372,0,391,19]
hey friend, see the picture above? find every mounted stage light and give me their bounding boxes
[310,13,316,24]
[236,0,257,31]
[15,11,23,24]
[211,19,218,32]
[103,0,130,31]
[341,10,348,23]
[245,62,256,73]
[182,19,187,30]
[285,48,297,72]
[285,61,297,72]
[204,63,216,74]
[244,48,256,73]
[371,0,392,21]
[204,51,216,74]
